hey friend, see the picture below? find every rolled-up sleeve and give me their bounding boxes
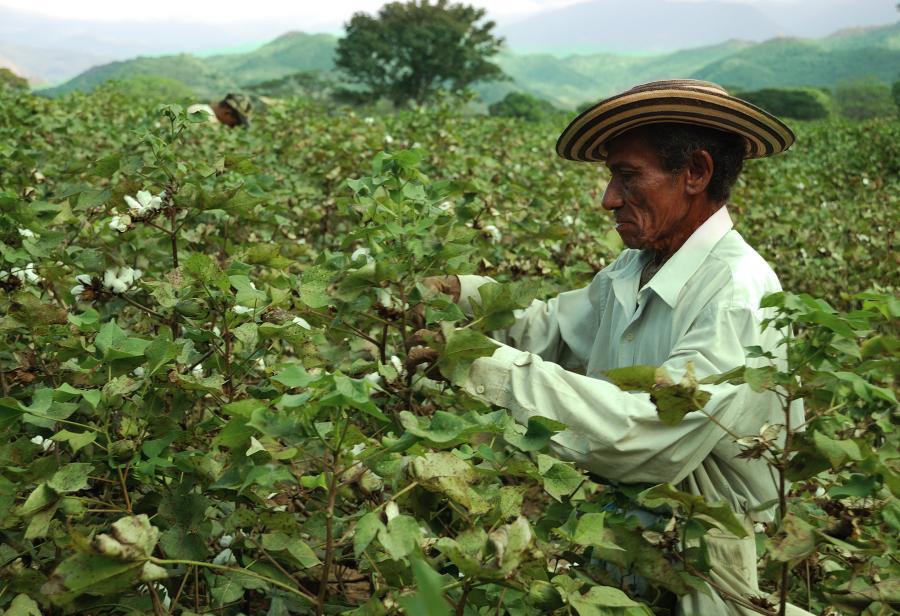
[462,305,777,485]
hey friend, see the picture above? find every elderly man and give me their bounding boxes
[425,80,812,615]
[187,93,252,127]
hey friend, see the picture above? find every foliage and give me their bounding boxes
[488,92,559,122]
[834,77,897,120]
[334,0,505,106]
[0,83,897,616]
[892,80,900,115]
[738,87,831,120]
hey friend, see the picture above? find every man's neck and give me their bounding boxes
[651,201,722,260]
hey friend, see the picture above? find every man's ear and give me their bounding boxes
[684,149,714,196]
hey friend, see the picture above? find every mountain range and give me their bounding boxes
[38,20,900,109]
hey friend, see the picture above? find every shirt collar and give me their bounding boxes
[645,206,734,308]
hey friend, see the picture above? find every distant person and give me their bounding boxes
[187,93,252,127]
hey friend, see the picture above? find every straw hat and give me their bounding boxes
[221,93,253,127]
[556,79,795,162]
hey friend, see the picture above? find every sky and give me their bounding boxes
[0,0,782,26]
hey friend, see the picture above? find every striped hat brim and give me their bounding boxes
[556,80,795,162]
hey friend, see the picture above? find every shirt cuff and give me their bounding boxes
[457,275,497,315]
[461,343,527,409]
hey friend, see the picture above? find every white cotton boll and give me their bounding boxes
[351,443,366,457]
[42,438,54,451]
[437,200,453,212]
[211,548,237,566]
[212,326,221,336]
[384,134,394,144]
[862,177,870,186]
[815,487,826,497]
[71,284,85,297]
[255,357,266,370]
[291,316,311,330]
[17,263,40,284]
[30,435,45,446]
[219,534,234,548]
[109,215,131,232]
[376,288,393,309]
[232,305,254,315]
[132,366,145,377]
[384,501,399,522]
[363,372,383,386]
[483,224,502,243]
[364,116,375,124]
[562,214,574,226]
[76,274,92,285]
[192,364,204,378]
[390,355,404,375]
[17,228,36,239]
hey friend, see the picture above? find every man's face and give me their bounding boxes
[601,129,690,252]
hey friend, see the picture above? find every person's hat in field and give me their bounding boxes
[222,93,253,126]
[556,79,795,162]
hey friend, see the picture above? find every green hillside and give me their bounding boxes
[41,22,900,108]
[44,54,239,99]
[206,32,338,85]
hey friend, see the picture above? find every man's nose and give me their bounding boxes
[601,181,622,211]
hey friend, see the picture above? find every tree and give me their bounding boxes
[892,80,900,115]
[738,87,831,121]
[834,77,895,120]
[489,91,558,122]
[335,0,505,107]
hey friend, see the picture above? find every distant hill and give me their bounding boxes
[0,43,111,86]
[42,22,900,109]
[497,0,900,54]
[206,32,338,85]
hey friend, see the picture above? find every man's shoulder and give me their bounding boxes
[706,230,782,308]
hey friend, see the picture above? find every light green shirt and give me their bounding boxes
[459,207,804,520]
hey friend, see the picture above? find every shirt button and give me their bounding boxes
[624,332,635,341]
[475,385,485,394]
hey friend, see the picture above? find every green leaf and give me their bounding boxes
[43,553,144,604]
[299,266,332,309]
[638,484,747,538]
[766,514,817,562]
[397,558,451,616]
[572,512,624,551]
[3,593,42,616]
[47,463,93,493]
[410,452,489,514]
[504,415,567,452]
[271,364,316,388]
[828,474,878,498]
[353,512,386,558]
[469,280,539,331]
[378,514,421,560]
[568,585,650,616]
[437,327,498,384]
[537,454,584,501]
[813,432,863,468]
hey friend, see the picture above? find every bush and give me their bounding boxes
[834,76,895,120]
[488,91,558,122]
[739,87,831,120]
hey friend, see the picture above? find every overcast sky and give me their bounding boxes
[0,0,783,26]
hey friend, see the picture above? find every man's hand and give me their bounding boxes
[405,328,447,382]
[411,275,461,329]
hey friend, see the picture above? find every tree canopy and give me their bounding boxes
[335,0,505,106]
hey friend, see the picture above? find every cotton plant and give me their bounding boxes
[1,263,40,285]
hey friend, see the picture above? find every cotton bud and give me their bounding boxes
[211,548,237,566]
[384,501,399,522]
[291,316,311,329]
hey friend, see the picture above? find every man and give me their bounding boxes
[423,80,812,615]
[187,93,252,127]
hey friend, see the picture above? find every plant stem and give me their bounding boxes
[149,557,316,604]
